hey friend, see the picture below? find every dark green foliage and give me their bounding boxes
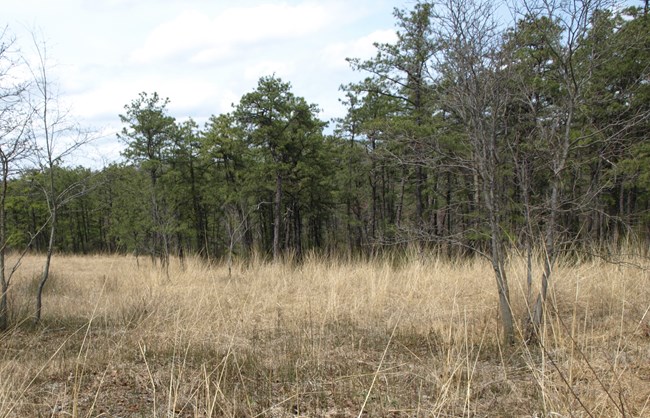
[3,2,649,261]
[234,75,332,259]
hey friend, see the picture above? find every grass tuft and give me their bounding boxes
[0,252,648,416]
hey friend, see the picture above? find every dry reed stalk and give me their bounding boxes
[0,252,646,416]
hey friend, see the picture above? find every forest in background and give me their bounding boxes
[1,1,649,333]
[2,3,650,413]
[5,1,649,261]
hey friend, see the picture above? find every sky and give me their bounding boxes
[5,0,413,167]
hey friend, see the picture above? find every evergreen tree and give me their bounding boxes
[119,92,177,268]
[347,2,438,240]
[235,75,327,260]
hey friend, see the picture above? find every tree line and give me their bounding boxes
[1,0,649,339]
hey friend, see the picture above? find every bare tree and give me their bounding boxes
[514,0,614,341]
[432,0,517,344]
[0,27,33,330]
[26,33,94,324]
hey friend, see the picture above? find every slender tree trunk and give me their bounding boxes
[395,168,406,229]
[529,179,557,338]
[529,104,574,341]
[0,169,7,330]
[149,171,159,264]
[491,233,515,345]
[370,176,377,241]
[177,231,185,271]
[273,172,283,260]
[369,136,378,242]
[413,140,427,251]
[415,165,425,228]
[284,205,292,254]
[240,205,253,256]
[515,154,534,301]
[0,263,7,331]
[189,159,206,255]
[381,152,388,231]
[227,234,234,279]
[36,78,57,324]
[294,201,302,260]
[616,180,625,247]
[446,172,452,244]
[346,130,355,255]
[346,187,352,255]
[35,206,56,324]
[0,157,10,330]
[485,171,515,345]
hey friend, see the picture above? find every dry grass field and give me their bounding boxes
[0,252,648,417]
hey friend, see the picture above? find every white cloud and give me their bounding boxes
[243,60,296,81]
[217,90,241,115]
[8,0,408,166]
[65,74,217,127]
[131,2,338,65]
[71,128,127,168]
[321,29,397,71]
[190,46,233,64]
[130,10,211,64]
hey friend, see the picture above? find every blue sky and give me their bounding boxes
[8,0,639,166]
[6,0,414,165]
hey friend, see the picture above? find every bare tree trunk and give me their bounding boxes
[34,44,57,325]
[0,275,7,331]
[273,172,283,261]
[0,31,32,331]
[227,230,234,279]
[29,34,93,325]
[0,160,8,330]
[395,168,406,229]
[0,243,7,331]
[370,175,377,241]
[491,236,515,344]
[529,167,559,339]
[528,187,556,341]
[177,233,185,271]
[528,97,574,341]
[370,135,378,242]
[485,158,515,345]
[294,201,302,260]
[415,165,425,229]
[523,180,534,301]
[35,207,56,324]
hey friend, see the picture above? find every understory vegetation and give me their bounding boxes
[2,0,650,339]
[2,1,650,415]
[0,253,648,417]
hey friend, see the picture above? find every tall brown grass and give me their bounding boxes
[0,251,648,417]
